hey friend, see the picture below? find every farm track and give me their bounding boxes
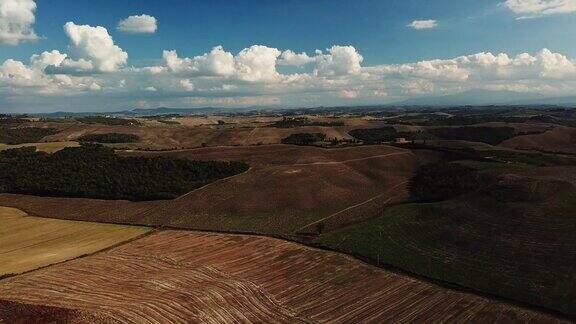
[0,230,568,323]
[0,144,422,236]
[296,180,409,235]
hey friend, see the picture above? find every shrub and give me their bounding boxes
[0,127,59,144]
[77,133,140,143]
[410,162,480,202]
[429,127,516,145]
[281,133,326,146]
[348,127,398,144]
[0,144,249,201]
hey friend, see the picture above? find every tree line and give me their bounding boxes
[0,144,249,201]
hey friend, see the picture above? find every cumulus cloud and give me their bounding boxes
[0,0,38,45]
[339,90,358,99]
[163,46,235,76]
[163,45,281,81]
[503,0,576,19]
[63,22,128,72]
[315,45,364,77]
[117,14,157,34]
[2,38,576,110]
[278,50,315,66]
[407,20,438,30]
[179,79,194,91]
[235,45,281,81]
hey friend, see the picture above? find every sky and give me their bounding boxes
[1,0,576,112]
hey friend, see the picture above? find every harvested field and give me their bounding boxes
[0,231,566,323]
[0,300,116,324]
[0,145,428,235]
[0,207,150,275]
[40,117,391,150]
[500,126,576,154]
[0,141,79,153]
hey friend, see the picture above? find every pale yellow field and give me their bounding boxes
[0,207,150,275]
[0,141,79,153]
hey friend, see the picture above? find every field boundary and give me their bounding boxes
[7,207,571,322]
[174,167,253,200]
[0,224,155,283]
[295,180,409,233]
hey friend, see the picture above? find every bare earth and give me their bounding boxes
[0,145,429,235]
[0,207,150,275]
[0,230,566,323]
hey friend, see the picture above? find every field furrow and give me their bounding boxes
[0,230,566,323]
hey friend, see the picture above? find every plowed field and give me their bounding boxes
[0,231,566,323]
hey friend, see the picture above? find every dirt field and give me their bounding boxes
[0,230,566,323]
[500,126,576,154]
[0,145,427,235]
[0,300,116,324]
[0,207,150,275]
[39,116,391,150]
[0,141,79,153]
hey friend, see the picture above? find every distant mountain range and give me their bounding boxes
[36,107,228,118]
[31,91,576,118]
[397,90,576,107]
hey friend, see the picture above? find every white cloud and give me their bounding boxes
[0,0,38,45]
[163,46,235,76]
[180,79,194,91]
[407,20,438,30]
[117,14,157,34]
[235,45,281,81]
[315,45,364,77]
[64,22,128,72]
[339,90,358,99]
[278,50,315,66]
[2,40,576,110]
[163,45,281,82]
[503,0,576,19]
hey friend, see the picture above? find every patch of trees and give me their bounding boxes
[281,133,326,146]
[409,162,480,202]
[428,127,516,145]
[387,114,557,126]
[0,115,29,126]
[0,127,59,144]
[270,117,344,128]
[77,133,140,143]
[349,126,516,145]
[0,144,249,201]
[76,116,142,126]
[348,127,419,144]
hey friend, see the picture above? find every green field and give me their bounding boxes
[315,182,576,316]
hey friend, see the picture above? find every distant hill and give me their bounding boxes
[397,90,576,107]
[36,107,226,118]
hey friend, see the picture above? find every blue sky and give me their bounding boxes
[1,0,576,112]
[4,0,576,65]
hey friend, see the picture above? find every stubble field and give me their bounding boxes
[0,207,150,276]
[0,230,566,323]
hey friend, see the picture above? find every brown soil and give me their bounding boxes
[0,300,116,323]
[500,126,576,154]
[0,145,428,235]
[0,231,566,323]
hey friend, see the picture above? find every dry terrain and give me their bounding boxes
[0,207,150,275]
[0,144,429,235]
[500,126,576,154]
[0,230,566,323]
[0,300,116,324]
[39,116,390,150]
[0,141,79,153]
